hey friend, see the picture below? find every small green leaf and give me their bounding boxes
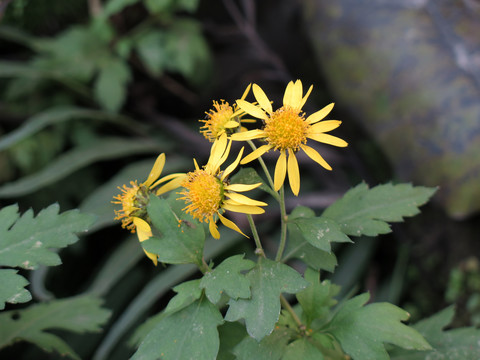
[217,322,247,360]
[165,279,202,315]
[136,31,167,76]
[284,207,337,272]
[200,254,255,304]
[296,268,340,327]
[390,306,480,359]
[103,0,140,17]
[233,327,294,360]
[326,293,431,360]
[290,217,351,253]
[0,204,95,269]
[131,297,223,360]
[94,59,131,112]
[225,258,308,340]
[323,183,436,237]
[0,296,111,359]
[143,195,205,265]
[0,269,32,310]
[283,338,324,360]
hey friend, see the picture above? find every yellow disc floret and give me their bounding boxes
[180,170,224,221]
[112,181,148,232]
[264,106,309,151]
[200,101,235,142]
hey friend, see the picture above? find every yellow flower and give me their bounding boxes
[200,84,255,142]
[112,154,186,265]
[178,134,267,239]
[231,80,348,196]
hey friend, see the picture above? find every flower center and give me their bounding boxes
[112,181,148,232]
[200,101,235,142]
[264,106,309,151]
[180,170,224,221]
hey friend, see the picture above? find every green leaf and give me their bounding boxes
[0,269,32,310]
[323,183,436,237]
[0,138,163,198]
[225,258,308,341]
[231,167,277,198]
[326,293,431,360]
[233,327,294,360]
[200,254,255,304]
[131,297,223,360]
[136,31,167,76]
[290,217,352,253]
[389,306,480,359]
[143,195,205,265]
[0,296,111,359]
[283,338,324,360]
[284,207,338,272]
[296,268,340,327]
[103,0,141,17]
[94,59,131,112]
[0,204,95,269]
[217,322,247,360]
[165,279,202,314]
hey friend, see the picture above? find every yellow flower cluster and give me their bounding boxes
[113,80,346,264]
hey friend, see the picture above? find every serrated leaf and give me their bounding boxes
[323,183,436,237]
[225,258,308,340]
[143,195,205,265]
[296,268,340,327]
[283,338,324,360]
[0,296,111,359]
[131,297,223,360]
[0,269,32,310]
[165,279,202,315]
[290,217,352,253]
[233,327,294,360]
[389,306,480,359]
[230,167,277,198]
[0,138,164,198]
[200,254,255,304]
[326,293,431,360]
[284,207,337,272]
[0,204,95,269]
[94,59,131,112]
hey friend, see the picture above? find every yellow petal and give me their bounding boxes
[151,173,186,189]
[299,84,313,110]
[308,120,342,133]
[193,158,200,171]
[287,149,300,196]
[274,150,287,191]
[209,220,220,239]
[306,103,334,124]
[252,84,273,114]
[143,153,165,187]
[218,213,248,238]
[290,80,303,108]
[240,144,272,164]
[308,133,348,147]
[283,81,295,108]
[224,183,262,192]
[155,175,187,195]
[208,133,230,173]
[236,99,268,120]
[300,144,332,170]
[222,147,244,181]
[231,129,266,141]
[224,120,240,128]
[225,192,268,206]
[222,203,266,214]
[133,217,157,266]
[240,83,252,100]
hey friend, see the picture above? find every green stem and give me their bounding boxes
[247,214,265,258]
[246,140,279,201]
[275,186,288,262]
[280,294,303,329]
[199,257,211,274]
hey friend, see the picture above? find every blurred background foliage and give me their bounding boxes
[0,0,479,359]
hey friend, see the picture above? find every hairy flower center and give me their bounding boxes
[264,106,309,151]
[180,170,224,221]
[200,101,235,142]
[113,181,141,232]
